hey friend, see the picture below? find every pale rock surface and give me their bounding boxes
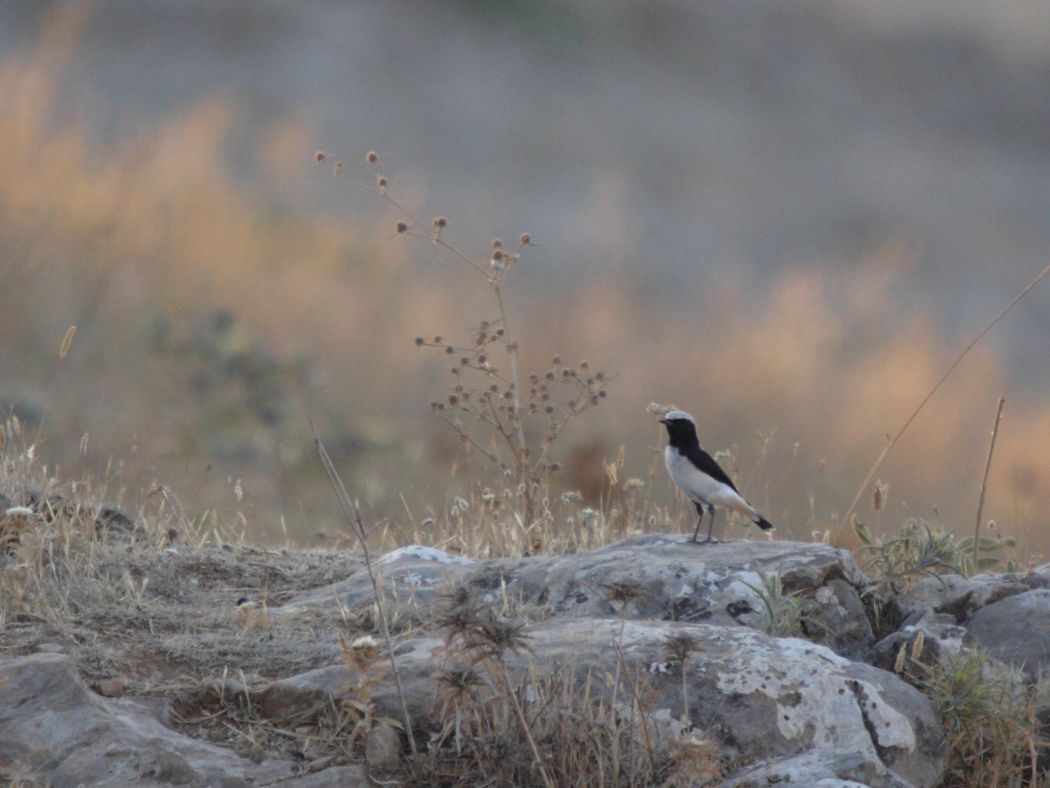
[881,566,1050,679]
[260,618,945,787]
[0,652,365,787]
[364,721,402,771]
[869,610,968,674]
[964,588,1050,680]
[889,566,1050,625]
[278,535,875,657]
[721,748,914,787]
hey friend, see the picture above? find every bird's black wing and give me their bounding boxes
[685,445,738,492]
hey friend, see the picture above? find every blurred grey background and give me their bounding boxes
[1,0,1048,545]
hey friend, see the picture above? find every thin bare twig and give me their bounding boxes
[310,419,418,756]
[611,640,657,773]
[974,397,1006,564]
[432,234,493,278]
[436,414,500,466]
[484,656,555,788]
[34,324,77,446]
[837,261,1050,539]
[492,282,527,454]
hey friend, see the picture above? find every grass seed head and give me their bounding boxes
[59,325,76,359]
[873,479,889,512]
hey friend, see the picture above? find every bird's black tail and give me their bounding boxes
[753,515,774,531]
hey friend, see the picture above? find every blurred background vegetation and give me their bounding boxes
[1,2,1048,551]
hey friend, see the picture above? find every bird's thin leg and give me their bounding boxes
[702,505,717,544]
[691,503,705,543]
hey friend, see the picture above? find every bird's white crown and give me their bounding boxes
[662,410,695,424]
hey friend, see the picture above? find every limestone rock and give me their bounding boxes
[806,576,875,658]
[869,610,968,674]
[276,544,478,629]
[964,588,1050,680]
[278,535,874,657]
[0,652,297,787]
[890,570,1044,626]
[260,663,354,719]
[722,748,915,787]
[364,721,402,771]
[260,618,945,787]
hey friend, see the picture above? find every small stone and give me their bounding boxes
[365,722,401,771]
[97,678,125,697]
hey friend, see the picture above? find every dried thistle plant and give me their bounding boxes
[431,587,550,786]
[335,632,401,757]
[663,631,701,724]
[602,579,646,608]
[465,611,532,663]
[602,578,647,642]
[318,149,613,541]
[666,733,723,786]
[340,633,383,674]
[437,601,480,647]
[418,334,612,530]
[662,632,700,664]
[436,666,483,705]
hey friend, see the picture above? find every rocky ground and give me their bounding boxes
[1,495,1049,786]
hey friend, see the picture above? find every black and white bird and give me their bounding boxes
[659,410,774,543]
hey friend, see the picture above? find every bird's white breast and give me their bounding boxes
[664,446,751,512]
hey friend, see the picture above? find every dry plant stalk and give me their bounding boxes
[484,655,555,788]
[310,420,417,756]
[34,324,77,445]
[612,640,657,774]
[973,396,1006,563]
[437,595,555,787]
[321,152,611,538]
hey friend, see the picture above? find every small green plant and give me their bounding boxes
[854,519,964,593]
[742,571,808,638]
[956,534,1018,576]
[854,519,1015,592]
[909,649,1047,786]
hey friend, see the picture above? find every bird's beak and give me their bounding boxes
[658,418,669,425]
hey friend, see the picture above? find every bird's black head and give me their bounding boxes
[659,410,700,450]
